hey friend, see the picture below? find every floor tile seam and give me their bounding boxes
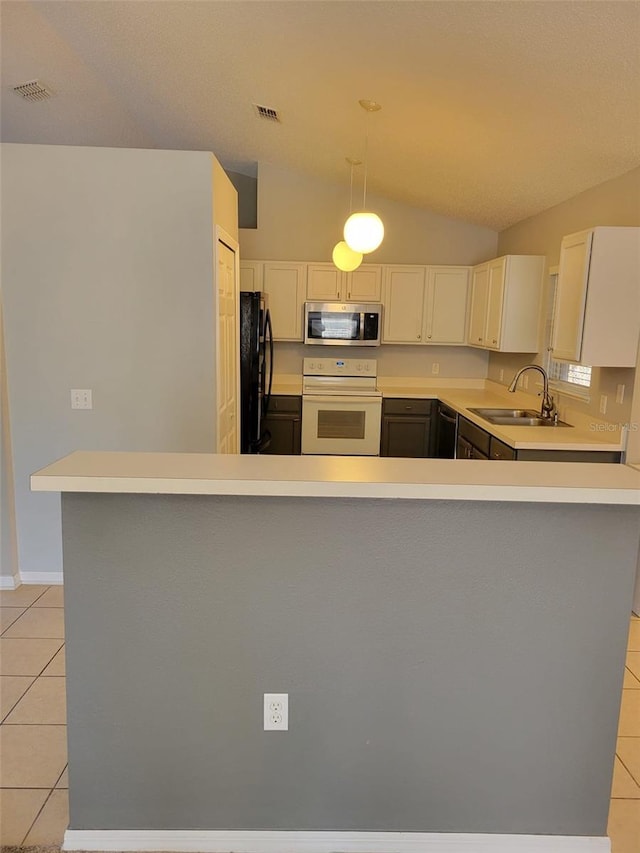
[624,666,640,686]
[20,785,55,846]
[1,722,67,726]
[0,639,65,678]
[617,754,640,787]
[0,675,37,724]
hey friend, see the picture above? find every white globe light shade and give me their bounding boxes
[332,241,363,272]
[343,212,384,254]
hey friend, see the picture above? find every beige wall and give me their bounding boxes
[240,162,498,266]
[492,166,640,440]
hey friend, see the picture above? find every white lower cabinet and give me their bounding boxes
[551,226,640,366]
[468,255,544,352]
[383,265,470,345]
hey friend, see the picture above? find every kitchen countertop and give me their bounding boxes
[31,451,640,504]
[272,375,625,452]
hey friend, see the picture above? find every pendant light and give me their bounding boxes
[332,157,363,272]
[343,100,384,254]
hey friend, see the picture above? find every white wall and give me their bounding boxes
[1,298,19,587]
[275,342,489,380]
[492,166,640,431]
[1,143,235,583]
[240,162,498,265]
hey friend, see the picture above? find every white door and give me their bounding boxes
[551,230,593,362]
[485,257,506,350]
[468,263,489,346]
[217,238,239,453]
[263,262,306,340]
[346,265,383,302]
[382,266,426,343]
[425,267,470,344]
[307,264,343,301]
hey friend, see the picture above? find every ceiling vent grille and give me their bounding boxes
[13,80,54,102]
[253,104,281,122]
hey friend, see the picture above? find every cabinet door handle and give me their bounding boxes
[347,292,351,299]
[417,334,421,340]
[427,334,432,339]
[493,339,497,345]
[478,337,482,342]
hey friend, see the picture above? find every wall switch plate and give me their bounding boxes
[431,362,440,375]
[599,395,608,415]
[71,389,92,409]
[499,369,504,382]
[522,375,529,390]
[264,693,288,731]
[616,384,625,404]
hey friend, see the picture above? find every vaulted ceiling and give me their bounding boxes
[2,0,639,230]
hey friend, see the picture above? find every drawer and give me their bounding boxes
[269,395,302,414]
[458,416,491,456]
[382,398,433,416]
[489,436,516,461]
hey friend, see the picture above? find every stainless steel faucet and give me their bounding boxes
[508,364,556,419]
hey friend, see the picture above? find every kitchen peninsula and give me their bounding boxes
[32,452,640,853]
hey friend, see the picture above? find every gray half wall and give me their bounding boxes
[61,493,640,836]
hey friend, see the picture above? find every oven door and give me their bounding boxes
[302,395,382,456]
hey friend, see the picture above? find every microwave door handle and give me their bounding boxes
[359,313,365,341]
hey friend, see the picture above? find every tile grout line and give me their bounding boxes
[20,784,56,846]
[0,640,65,722]
[616,753,640,789]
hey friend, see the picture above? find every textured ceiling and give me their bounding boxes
[2,0,640,230]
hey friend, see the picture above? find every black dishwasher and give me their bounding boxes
[436,403,457,458]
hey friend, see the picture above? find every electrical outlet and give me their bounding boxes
[71,389,92,410]
[431,362,440,375]
[499,369,504,382]
[616,384,625,404]
[599,395,608,415]
[264,693,288,731]
[522,375,529,390]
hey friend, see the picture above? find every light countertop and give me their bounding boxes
[31,451,640,505]
[272,375,626,452]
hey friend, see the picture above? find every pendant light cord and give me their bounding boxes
[362,111,369,210]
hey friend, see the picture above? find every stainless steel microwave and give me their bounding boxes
[304,302,382,346]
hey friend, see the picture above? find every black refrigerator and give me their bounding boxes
[240,291,273,453]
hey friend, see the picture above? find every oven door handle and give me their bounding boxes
[303,394,382,405]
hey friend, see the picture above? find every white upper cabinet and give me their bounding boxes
[239,260,263,292]
[306,263,382,302]
[468,255,544,352]
[382,265,470,345]
[382,266,427,343]
[551,227,640,366]
[262,262,307,341]
[425,267,470,344]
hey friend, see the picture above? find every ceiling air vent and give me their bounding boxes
[13,80,54,102]
[253,104,281,122]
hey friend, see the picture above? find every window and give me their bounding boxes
[545,273,592,396]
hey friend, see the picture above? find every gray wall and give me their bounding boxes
[61,492,640,836]
[1,143,231,581]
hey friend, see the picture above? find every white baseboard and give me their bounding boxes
[62,829,611,853]
[19,571,64,585]
[0,573,20,590]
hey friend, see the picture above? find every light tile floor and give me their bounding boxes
[0,586,639,849]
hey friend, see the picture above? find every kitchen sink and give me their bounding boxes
[468,408,573,428]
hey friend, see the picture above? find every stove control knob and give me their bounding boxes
[357,363,363,371]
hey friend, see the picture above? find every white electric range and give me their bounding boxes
[301,357,382,456]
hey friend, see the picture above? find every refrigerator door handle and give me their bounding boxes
[264,309,274,417]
